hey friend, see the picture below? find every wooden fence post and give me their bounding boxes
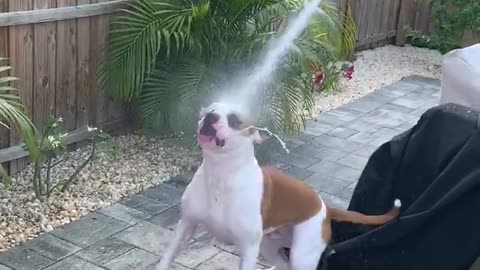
[56,0,78,133]
[8,0,34,174]
[0,0,10,173]
[396,0,419,45]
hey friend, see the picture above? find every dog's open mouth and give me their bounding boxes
[198,134,225,147]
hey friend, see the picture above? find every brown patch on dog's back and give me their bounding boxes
[261,166,322,230]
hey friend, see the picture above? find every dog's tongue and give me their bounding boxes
[197,135,212,144]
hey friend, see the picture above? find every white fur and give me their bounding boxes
[154,103,327,270]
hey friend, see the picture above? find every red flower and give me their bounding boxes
[344,65,354,80]
[314,70,324,86]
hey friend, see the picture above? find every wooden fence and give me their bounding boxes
[394,0,432,45]
[0,0,131,174]
[349,0,403,49]
[346,0,478,49]
[338,0,427,49]
[328,0,413,49]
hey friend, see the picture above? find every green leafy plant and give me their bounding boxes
[23,117,117,199]
[0,58,36,184]
[406,0,480,54]
[99,0,356,137]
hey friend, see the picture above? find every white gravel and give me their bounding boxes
[313,45,443,116]
[0,135,198,252]
[0,45,443,252]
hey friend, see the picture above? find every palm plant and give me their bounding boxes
[0,58,36,183]
[98,0,356,138]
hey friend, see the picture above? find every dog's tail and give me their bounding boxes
[327,199,401,225]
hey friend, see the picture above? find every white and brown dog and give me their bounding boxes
[155,102,401,270]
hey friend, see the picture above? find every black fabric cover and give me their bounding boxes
[318,103,480,270]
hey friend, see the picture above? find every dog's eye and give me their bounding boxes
[227,113,242,129]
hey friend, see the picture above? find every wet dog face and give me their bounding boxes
[197,102,262,151]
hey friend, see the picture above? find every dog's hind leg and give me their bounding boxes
[289,211,327,270]
[154,218,197,270]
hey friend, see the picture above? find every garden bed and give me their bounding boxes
[313,45,442,115]
[0,135,198,252]
[0,45,443,252]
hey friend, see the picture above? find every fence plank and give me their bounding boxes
[388,0,401,36]
[33,0,57,132]
[377,0,388,45]
[372,0,384,46]
[87,0,99,126]
[408,0,419,29]
[56,0,78,132]
[0,2,9,112]
[106,0,124,123]
[30,0,57,173]
[395,0,408,45]
[396,0,419,45]
[357,0,369,42]
[414,0,431,34]
[362,0,372,43]
[101,0,124,123]
[348,0,357,32]
[76,0,93,131]
[0,0,8,59]
[364,0,377,46]
[105,6,123,123]
[0,0,10,172]
[8,0,34,174]
[92,0,110,124]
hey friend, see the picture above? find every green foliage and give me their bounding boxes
[406,0,480,54]
[0,59,36,185]
[24,117,117,199]
[99,0,356,138]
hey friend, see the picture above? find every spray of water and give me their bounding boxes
[221,0,324,109]
[209,0,324,152]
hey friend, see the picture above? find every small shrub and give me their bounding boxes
[23,117,117,199]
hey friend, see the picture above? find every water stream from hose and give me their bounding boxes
[221,0,324,109]
[218,0,324,152]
